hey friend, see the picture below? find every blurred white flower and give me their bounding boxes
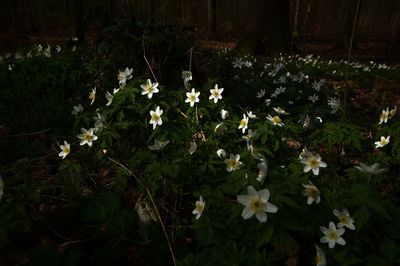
[71,104,83,115]
[216,148,227,158]
[237,186,278,223]
[328,97,340,113]
[300,152,327,176]
[192,196,205,219]
[315,245,326,266]
[189,141,197,154]
[105,91,113,106]
[355,162,386,175]
[89,87,96,105]
[148,140,169,151]
[209,84,224,103]
[320,222,346,248]
[141,79,159,99]
[225,154,242,172]
[302,181,320,205]
[221,109,229,119]
[379,107,389,124]
[374,136,390,148]
[257,161,268,183]
[333,208,356,230]
[185,88,200,107]
[77,128,98,147]
[266,114,284,127]
[308,94,319,103]
[58,141,70,159]
[149,106,163,130]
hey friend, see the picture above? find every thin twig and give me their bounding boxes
[144,55,158,84]
[0,128,50,138]
[189,47,193,72]
[176,108,189,119]
[107,157,176,266]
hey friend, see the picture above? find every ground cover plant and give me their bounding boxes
[0,42,400,265]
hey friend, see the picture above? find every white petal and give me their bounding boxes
[320,236,329,243]
[336,237,346,246]
[247,186,258,197]
[237,195,251,206]
[258,189,270,201]
[255,212,267,222]
[320,226,328,234]
[312,168,320,175]
[241,206,255,220]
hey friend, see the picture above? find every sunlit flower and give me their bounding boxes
[148,140,169,151]
[105,91,113,106]
[221,109,229,119]
[315,245,327,266]
[374,136,390,148]
[273,107,289,115]
[237,186,278,223]
[300,152,327,176]
[355,162,386,175]
[225,154,242,172]
[266,114,284,127]
[192,196,205,219]
[77,128,98,147]
[379,107,389,124]
[185,88,200,107]
[89,87,96,105]
[216,148,227,158]
[257,161,268,183]
[333,208,356,230]
[302,181,320,205]
[71,104,83,115]
[238,114,249,133]
[58,141,70,159]
[209,84,224,103]
[118,67,133,85]
[149,106,163,130]
[320,222,346,248]
[141,79,159,99]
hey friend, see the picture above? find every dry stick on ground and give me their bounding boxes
[107,157,177,266]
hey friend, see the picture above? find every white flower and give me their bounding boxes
[308,94,319,103]
[333,208,356,230]
[379,107,389,124]
[189,141,197,154]
[315,245,327,266]
[225,154,242,172]
[149,106,163,130]
[185,88,200,107]
[118,67,133,85]
[216,149,227,158]
[389,106,397,118]
[257,161,268,183]
[77,128,98,147]
[328,97,341,113]
[238,114,249,133]
[209,84,224,103]
[221,109,229,119]
[265,99,272,106]
[302,181,320,205]
[58,141,70,159]
[300,152,327,176]
[242,129,255,142]
[135,198,157,223]
[374,136,390,148]
[312,80,324,91]
[43,45,51,57]
[93,113,105,132]
[232,57,244,68]
[256,89,266,98]
[273,107,289,115]
[181,71,192,83]
[237,186,278,223]
[113,87,120,94]
[192,196,205,219]
[55,45,62,53]
[141,79,159,99]
[355,162,386,175]
[148,140,169,151]
[105,91,113,106]
[71,104,83,115]
[320,222,346,248]
[266,114,284,127]
[89,87,96,105]
[246,111,257,119]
